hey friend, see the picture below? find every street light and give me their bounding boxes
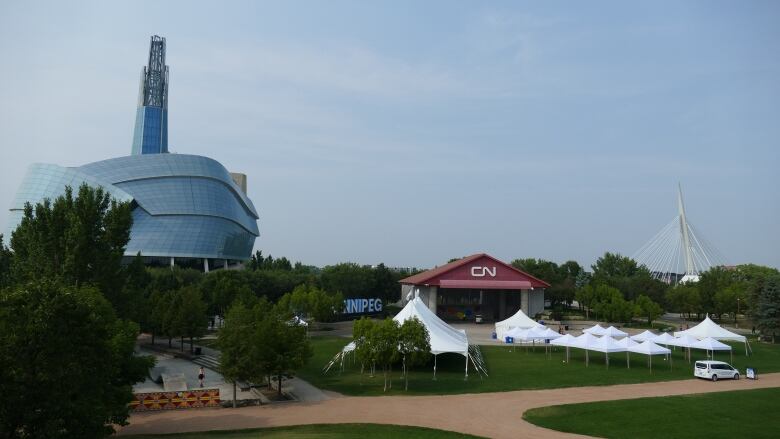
[736,297,740,328]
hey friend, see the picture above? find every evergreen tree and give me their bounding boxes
[755,275,780,343]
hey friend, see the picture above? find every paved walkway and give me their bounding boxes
[119,373,780,438]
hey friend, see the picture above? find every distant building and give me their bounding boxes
[6,36,259,271]
[399,253,549,322]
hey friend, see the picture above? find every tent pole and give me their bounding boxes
[433,355,437,380]
[465,354,469,381]
[626,351,629,369]
[606,352,609,369]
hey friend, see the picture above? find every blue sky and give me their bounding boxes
[0,1,778,269]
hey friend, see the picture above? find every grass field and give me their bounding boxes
[129,423,483,439]
[297,336,780,396]
[523,387,780,439]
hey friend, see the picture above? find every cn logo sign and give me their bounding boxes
[471,266,497,277]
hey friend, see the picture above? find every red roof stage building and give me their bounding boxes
[399,253,550,322]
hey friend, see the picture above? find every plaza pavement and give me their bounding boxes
[119,372,780,439]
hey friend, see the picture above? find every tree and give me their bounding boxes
[698,266,736,318]
[575,284,597,319]
[589,284,632,323]
[320,263,375,298]
[199,270,253,322]
[352,317,377,376]
[218,301,264,408]
[369,318,400,392]
[262,308,313,397]
[397,317,430,390]
[176,286,208,353]
[714,284,746,324]
[0,234,12,289]
[634,295,663,326]
[117,253,151,325]
[591,252,640,280]
[754,275,780,342]
[0,281,152,438]
[9,185,132,300]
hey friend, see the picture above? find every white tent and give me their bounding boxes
[537,327,564,341]
[583,324,607,336]
[503,326,528,341]
[615,337,639,368]
[325,296,487,378]
[667,334,699,362]
[551,333,576,362]
[674,316,749,355]
[630,330,657,342]
[495,308,540,340]
[289,316,308,326]
[691,337,733,362]
[628,340,672,372]
[602,326,628,338]
[652,332,677,346]
[572,333,602,366]
[587,336,627,368]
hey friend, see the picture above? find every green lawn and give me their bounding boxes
[129,423,483,439]
[523,387,780,439]
[298,336,780,396]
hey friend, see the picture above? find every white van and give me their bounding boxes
[694,360,740,381]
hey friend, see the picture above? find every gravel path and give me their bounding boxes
[119,373,780,438]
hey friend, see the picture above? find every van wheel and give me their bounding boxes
[712,375,718,382]
[734,373,739,380]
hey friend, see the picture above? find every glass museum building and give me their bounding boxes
[6,36,259,270]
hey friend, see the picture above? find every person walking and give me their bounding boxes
[198,367,205,388]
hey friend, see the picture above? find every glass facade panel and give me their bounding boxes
[6,155,258,261]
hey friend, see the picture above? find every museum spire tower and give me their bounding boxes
[131,35,169,155]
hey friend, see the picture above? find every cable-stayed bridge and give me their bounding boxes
[633,184,726,284]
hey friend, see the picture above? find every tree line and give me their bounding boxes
[515,252,780,335]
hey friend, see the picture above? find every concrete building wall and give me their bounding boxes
[529,289,545,318]
[401,284,438,311]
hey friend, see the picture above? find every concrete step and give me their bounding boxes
[192,355,221,371]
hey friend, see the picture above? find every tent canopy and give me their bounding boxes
[495,308,539,339]
[394,297,469,356]
[667,334,699,348]
[550,334,576,347]
[630,330,657,342]
[583,324,607,336]
[588,336,627,353]
[691,337,732,351]
[616,337,638,349]
[652,332,677,345]
[602,326,628,338]
[628,340,671,356]
[572,332,601,349]
[674,316,746,342]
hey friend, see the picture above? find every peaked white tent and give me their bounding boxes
[616,337,639,368]
[551,334,576,362]
[674,316,749,355]
[588,336,627,368]
[583,324,607,336]
[691,337,733,362]
[495,308,540,340]
[324,296,488,378]
[630,330,657,342]
[628,340,672,372]
[652,332,677,346]
[602,326,628,338]
[667,334,699,362]
[572,333,602,366]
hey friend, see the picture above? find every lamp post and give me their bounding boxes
[736,297,740,328]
